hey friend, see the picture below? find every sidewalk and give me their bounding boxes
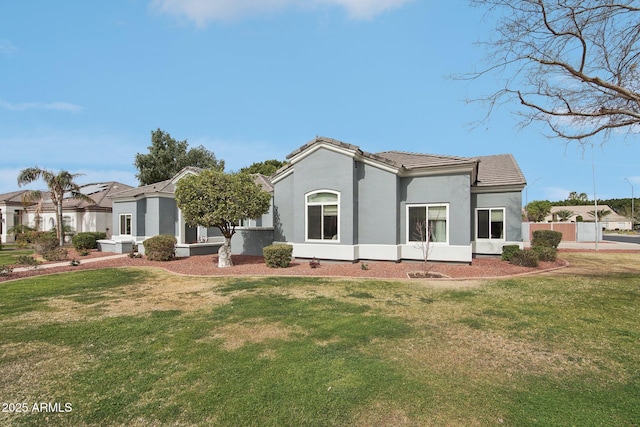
[11,254,129,273]
[525,240,640,251]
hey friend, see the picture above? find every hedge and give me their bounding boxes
[143,235,177,261]
[72,233,97,251]
[263,244,293,268]
[501,245,521,261]
[508,249,539,268]
[33,232,59,255]
[531,230,562,249]
[532,246,557,262]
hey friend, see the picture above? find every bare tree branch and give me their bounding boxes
[463,0,640,143]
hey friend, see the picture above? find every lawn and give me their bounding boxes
[0,245,34,267]
[0,253,639,426]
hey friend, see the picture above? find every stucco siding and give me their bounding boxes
[273,173,294,242]
[400,173,471,246]
[472,191,523,242]
[356,162,398,244]
[291,148,355,245]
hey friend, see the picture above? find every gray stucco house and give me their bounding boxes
[101,137,526,263]
[101,167,274,257]
[271,137,526,263]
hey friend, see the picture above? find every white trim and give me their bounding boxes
[305,190,340,243]
[475,207,506,241]
[405,203,449,245]
[119,213,132,236]
[287,242,473,263]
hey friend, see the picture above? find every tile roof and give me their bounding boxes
[276,137,526,188]
[0,190,29,204]
[376,151,478,169]
[474,154,527,187]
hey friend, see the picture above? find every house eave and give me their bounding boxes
[471,184,526,194]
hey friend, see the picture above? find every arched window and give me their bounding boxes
[306,191,339,241]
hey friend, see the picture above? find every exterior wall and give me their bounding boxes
[272,150,477,263]
[232,229,274,256]
[111,200,139,240]
[291,147,356,245]
[356,162,398,245]
[400,173,471,247]
[472,191,524,254]
[273,174,293,242]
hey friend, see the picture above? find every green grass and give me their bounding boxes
[0,245,35,267]
[1,254,639,426]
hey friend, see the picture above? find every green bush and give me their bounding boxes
[33,232,59,255]
[263,244,293,268]
[143,235,177,261]
[43,248,69,262]
[532,246,557,262]
[501,245,521,261]
[72,233,97,251]
[531,230,563,249]
[508,249,539,268]
[16,255,41,268]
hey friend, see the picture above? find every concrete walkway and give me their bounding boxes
[525,240,640,251]
[11,254,129,273]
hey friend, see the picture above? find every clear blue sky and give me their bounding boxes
[1,0,639,203]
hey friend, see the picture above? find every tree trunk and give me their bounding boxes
[218,236,233,268]
[57,202,64,247]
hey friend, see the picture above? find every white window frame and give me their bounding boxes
[475,207,506,240]
[119,213,132,236]
[305,190,340,242]
[406,203,449,244]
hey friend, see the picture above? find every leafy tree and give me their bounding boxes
[555,209,574,222]
[467,1,640,143]
[17,168,95,247]
[134,129,224,185]
[175,171,271,268]
[239,159,287,176]
[588,209,612,221]
[525,200,552,222]
[567,192,589,204]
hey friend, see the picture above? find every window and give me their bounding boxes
[119,214,132,235]
[476,208,504,239]
[306,191,339,241]
[407,204,448,243]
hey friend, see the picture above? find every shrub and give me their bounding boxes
[501,244,521,261]
[531,230,562,249]
[532,246,557,262]
[508,249,539,268]
[310,258,320,269]
[43,248,68,261]
[263,244,293,268]
[33,232,59,255]
[72,233,97,251]
[0,266,12,276]
[16,255,41,268]
[143,235,177,261]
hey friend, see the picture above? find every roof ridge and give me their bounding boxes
[377,150,475,161]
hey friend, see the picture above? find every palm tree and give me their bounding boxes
[21,190,45,230]
[17,167,95,247]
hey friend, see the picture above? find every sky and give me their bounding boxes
[1,0,639,204]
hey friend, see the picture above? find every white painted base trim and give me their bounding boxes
[472,240,523,255]
[290,243,473,263]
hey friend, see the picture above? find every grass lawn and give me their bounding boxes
[0,246,35,267]
[0,252,639,426]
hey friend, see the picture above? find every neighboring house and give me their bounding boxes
[0,182,133,243]
[271,137,526,263]
[103,167,274,256]
[546,205,632,230]
[100,137,526,263]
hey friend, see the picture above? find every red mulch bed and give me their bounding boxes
[1,248,569,282]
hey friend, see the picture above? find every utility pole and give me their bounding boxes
[625,177,635,231]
